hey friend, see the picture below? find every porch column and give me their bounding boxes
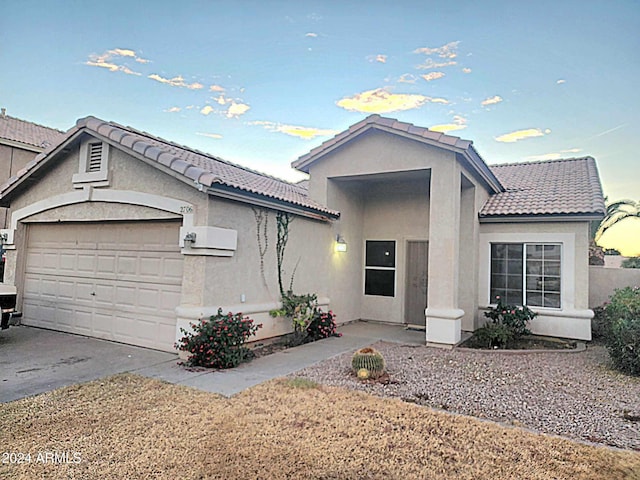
[425,160,463,345]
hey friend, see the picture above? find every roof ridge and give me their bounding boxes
[88,117,302,187]
[490,156,594,168]
[1,114,65,134]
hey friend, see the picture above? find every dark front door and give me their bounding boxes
[405,241,428,326]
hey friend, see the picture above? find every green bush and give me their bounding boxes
[306,309,340,341]
[621,257,640,269]
[473,323,515,349]
[600,286,640,375]
[474,297,537,349]
[607,317,640,375]
[591,305,610,339]
[175,309,262,368]
[271,292,340,345]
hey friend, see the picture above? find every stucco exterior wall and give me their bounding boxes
[589,266,640,307]
[478,221,592,340]
[0,143,39,228]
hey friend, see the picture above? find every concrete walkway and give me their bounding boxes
[134,321,424,397]
[1,322,424,402]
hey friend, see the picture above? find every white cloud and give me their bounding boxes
[416,58,457,70]
[557,79,566,84]
[250,121,338,140]
[495,128,551,143]
[164,106,181,113]
[85,48,151,76]
[305,32,318,37]
[209,84,225,92]
[462,67,472,74]
[336,88,449,114]
[196,132,223,139]
[414,41,459,59]
[525,148,581,161]
[481,95,503,106]
[148,74,204,90]
[421,72,445,82]
[430,115,467,133]
[398,73,417,84]
[226,101,250,118]
[200,105,215,115]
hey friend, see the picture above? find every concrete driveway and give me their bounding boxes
[0,326,179,403]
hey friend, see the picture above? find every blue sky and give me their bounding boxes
[2,0,639,254]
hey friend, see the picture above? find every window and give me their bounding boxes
[72,139,110,186]
[490,243,561,308]
[365,240,395,297]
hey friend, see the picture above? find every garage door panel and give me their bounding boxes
[23,221,183,352]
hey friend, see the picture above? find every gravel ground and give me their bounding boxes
[292,341,640,451]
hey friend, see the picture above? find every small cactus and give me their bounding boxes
[352,347,385,379]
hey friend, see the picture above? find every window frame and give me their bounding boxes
[364,240,396,297]
[489,242,562,309]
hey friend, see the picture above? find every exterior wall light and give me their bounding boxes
[184,232,197,244]
[335,235,347,252]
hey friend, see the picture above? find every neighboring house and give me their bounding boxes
[0,114,605,352]
[0,109,65,228]
[0,109,64,281]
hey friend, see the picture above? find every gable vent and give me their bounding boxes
[87,143,103,172]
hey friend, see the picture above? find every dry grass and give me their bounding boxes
[1,374,639,480]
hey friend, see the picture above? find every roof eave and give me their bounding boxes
[0,137,44,153]
[206,184,339,222]
[0,128,80,205]
[293,122,504,194]
[479,212,605,223]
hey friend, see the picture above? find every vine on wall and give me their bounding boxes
[252,207,269,285]
[276,211,292,298]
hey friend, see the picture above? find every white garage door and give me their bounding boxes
[23,221,184,352]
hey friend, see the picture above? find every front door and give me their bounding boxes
[405,241,428,326]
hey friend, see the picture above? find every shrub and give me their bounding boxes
[621,257,640,269]
[306,309,339,341]
[484,297,536,337]
[175,308,262,368]
[271,292,340,345]
[600,286,640,375]
[606,317,640,375]
[591,305,610,339]
[473,323,514,349]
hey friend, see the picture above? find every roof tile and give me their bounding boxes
[481,157,605,218]
[0,113,65,149]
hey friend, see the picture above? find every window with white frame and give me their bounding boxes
[364,240,395,297]
[490,243,561,308]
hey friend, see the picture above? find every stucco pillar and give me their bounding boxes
[425,161,463,345]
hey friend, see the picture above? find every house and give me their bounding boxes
[0,109,65,229]
[0,114,605,352]
[0,109,64,281]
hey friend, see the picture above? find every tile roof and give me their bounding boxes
[0,112,65,149]
[294,114,474,169]
[0,116,338,219]
[481,157,605,218]
[292,114,503,193]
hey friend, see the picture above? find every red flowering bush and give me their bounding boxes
[475,296,536,348]
[306,309,340,341]
[175,308,262,368]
